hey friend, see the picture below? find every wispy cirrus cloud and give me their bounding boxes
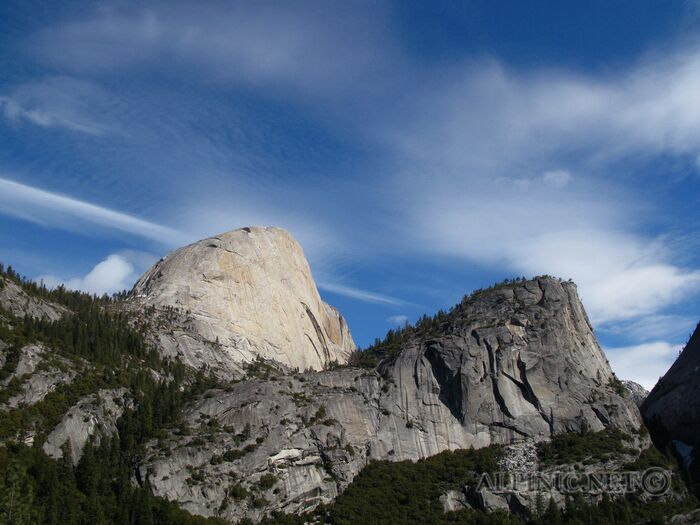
[601,314,697,343]
[396,171,700,326]
[386,44,700,327]
[387,45,700,174]
[0,177,187,245]
[0,77,112,135]
[27,3,394,101]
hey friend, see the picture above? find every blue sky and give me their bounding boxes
[1,1,700,389]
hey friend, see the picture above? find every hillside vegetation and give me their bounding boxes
[258,436,695,525]
[0,264,224,524]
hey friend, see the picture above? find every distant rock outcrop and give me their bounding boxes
[0,343,77,410]
[622,380,649,408]
[128,226,355,378]
[43,388,132,465]
[140,277,641,522]
[0,278,67,321]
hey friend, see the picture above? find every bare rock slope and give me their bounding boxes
[0,277,67,320]
[43,388,132,464]
[0,343,78,410]
[141,277,641,522]
[128,226,355,378]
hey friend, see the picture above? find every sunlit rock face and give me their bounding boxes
[140,277,641,523]
[129,226,355,378]
[380,277,641,444]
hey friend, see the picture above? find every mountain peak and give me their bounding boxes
[360,274,640,438]
[129,226,355,377]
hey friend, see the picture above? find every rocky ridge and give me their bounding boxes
[139,276,642,522]
[439,432,684,518]
[0,343,78,410]
[1,233,677,524]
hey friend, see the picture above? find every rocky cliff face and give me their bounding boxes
[383,278,640,441]
[642,323,700,474]
[128,226,355,378]
[140,277,641,522]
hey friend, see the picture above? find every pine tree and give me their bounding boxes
[531,492,546,524]
[41,462,61,525]
[133,487,155,525]
[57,447,80,525]
[543,497,561,525]
[0,460,40,525]
[77,442,105,524]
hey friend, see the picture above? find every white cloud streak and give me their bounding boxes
[317,281,410,307]
[0,77,111,135]
[0,177,187,245]
[28,4,393,101]
[388,47,700,326]
[600,315,697,342]
[541,170,572,188]
[389,46,700,174]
